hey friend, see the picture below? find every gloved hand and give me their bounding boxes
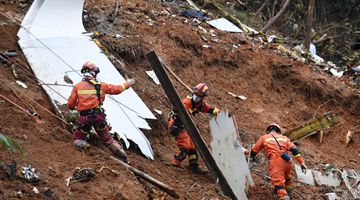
[212,108,221,116]
[127,78,135,86]
[301,163,307,173]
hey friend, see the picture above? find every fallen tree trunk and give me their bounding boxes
[109,156,180,198]
[260,0,291,32]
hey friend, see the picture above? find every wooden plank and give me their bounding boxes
[146,51,237,199]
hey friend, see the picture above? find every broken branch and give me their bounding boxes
[253,0,269,20]
[260,0,290,32]
[109,156,180,198]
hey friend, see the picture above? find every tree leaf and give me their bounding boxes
[0,133,24,156]
[6,137,15,153]
[0,133,10,151]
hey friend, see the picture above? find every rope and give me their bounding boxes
[0,11,149,134]
[0,11,140,115]
[0,71,70,125]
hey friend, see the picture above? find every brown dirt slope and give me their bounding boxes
[0,0,359,200]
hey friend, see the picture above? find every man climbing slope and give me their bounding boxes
[168,83,220,174]
[68,61,134,163]
[250,123,307,200]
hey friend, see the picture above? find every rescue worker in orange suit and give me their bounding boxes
[168,83,220,174]
[250,123,307,200]
[68,61,134,163]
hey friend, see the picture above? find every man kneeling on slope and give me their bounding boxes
[250,123,307,200]
[68,61,134,163]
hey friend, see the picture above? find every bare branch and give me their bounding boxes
[260,0,291,32]
[253,0,269,20]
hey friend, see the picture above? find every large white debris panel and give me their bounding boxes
[210,111,254,200]
[17,0,156,159]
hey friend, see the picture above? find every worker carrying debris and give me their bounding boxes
[250,123,307,200]
[68,61,134,163]
[168,83,220,174]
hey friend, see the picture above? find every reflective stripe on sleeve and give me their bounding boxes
[294,154,301,158]
[121,84,126,91]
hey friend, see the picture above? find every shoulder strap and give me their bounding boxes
[270,134,283,151]
[85,79,102,108]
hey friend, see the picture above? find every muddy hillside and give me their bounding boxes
[0,0,359,200]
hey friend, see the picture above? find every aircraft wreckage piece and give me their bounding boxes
[17,0,156,159]
[284,112,338,142]
[147,51,237,199]
[210,111,254,200]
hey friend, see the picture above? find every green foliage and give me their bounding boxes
[0,133,24,156]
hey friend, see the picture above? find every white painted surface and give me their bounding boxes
[145,70,160,85]
[207,18,243,33]
[313,171,341,187]
[294,164,315,185]
[18,0,155,159]
[210,111,254,200]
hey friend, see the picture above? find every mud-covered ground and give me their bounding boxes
[0,0,359,199]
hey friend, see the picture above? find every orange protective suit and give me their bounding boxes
[68,80,130,111]
[168,96,219,166]
[68,79,130,156]
[251,132,304,199]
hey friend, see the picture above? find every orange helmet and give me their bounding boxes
[193,83,209,97]
[266,123,281,134]
[81,61,100,74]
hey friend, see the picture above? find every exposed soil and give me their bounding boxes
[0,0,359,200]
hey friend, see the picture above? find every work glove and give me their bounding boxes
[301,163,307,173]
[212,108,221,116]
[127,78,135,86]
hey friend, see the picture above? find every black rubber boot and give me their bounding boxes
[114,149,128,164]
[189,164,208,175]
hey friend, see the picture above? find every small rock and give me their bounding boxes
[15,190,22,197]
[33,187,39,194]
